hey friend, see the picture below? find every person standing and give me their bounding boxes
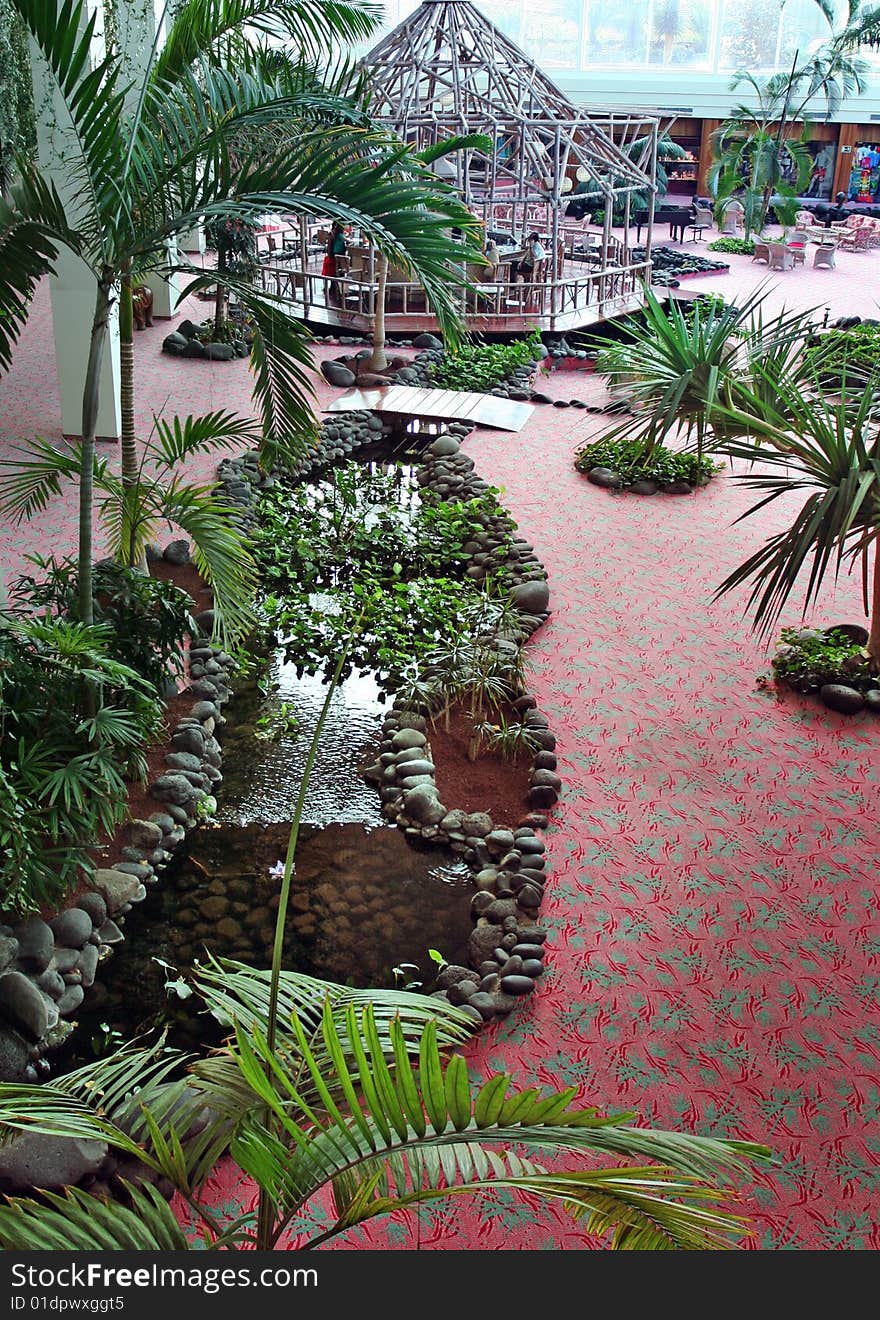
[321,221,348,302]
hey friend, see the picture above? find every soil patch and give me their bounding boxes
[428,701,531,827]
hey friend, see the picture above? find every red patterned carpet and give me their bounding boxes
[2,268,880,1249]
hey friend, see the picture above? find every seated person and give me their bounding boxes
[482,238,501,279]
[515,232,546,281]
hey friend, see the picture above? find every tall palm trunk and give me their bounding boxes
[79,275,113,627]
[119,268,147,570]
[213,244,228,338]
[366,253,388,372]
[868,538,880,666]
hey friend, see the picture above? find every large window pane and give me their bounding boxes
[648,0,714,68]
[718,0,782,71]
[585,0,650,66]
[520,0,583,69]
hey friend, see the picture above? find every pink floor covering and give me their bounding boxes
[2,253,880,1250]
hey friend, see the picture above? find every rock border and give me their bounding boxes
[0,410,560,1207]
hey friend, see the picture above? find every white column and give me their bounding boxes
[31,0,120,439]
[118,0,183,319]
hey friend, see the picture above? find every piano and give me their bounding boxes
[632,205,695,243]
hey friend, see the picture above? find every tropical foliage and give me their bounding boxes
[0,607,162,910]
[0,959,772,1251]
[0,0,483,629]
[428,330,543,393]
[574,435,721,490]
[712,362,880,662]
[0,410,262,644]
[771,625,874,694]
[253,460,526,689]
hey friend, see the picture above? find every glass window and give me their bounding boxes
[718,0,782,71]
[585,0,651,65]
[520,0,583,69]
[648,0,714,68]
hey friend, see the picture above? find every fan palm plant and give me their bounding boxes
[0,0,483,634]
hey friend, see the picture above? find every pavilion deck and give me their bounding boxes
[256,250,653,334]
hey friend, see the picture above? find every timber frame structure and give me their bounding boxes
[257,0,661,334]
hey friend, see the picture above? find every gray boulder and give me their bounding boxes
[413,333,443,349]
[588,466,624,489]
[128,819,163,851]
[14,917,54,971]
[0,972,49,1041]
[0,1028,30,1082]
[403,786,446,825]
[151,773,202,806]
[89,869,145,915]
[163,538,191,565]
[820,684,865,715]
[205,341,235,361]
[162,331,188,355]
[510,579,550,614]
[49,909,93,950]
[429,436,460,457]
[0,1134,108,1193]
[320,359,357,387]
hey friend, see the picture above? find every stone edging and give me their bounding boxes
[0,410,559,1083]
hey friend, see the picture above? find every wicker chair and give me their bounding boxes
[813,244,836,269]
[751,242,770,264]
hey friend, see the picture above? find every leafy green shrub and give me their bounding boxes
[706,237,755,255]
[803,323,880,386]
[0,613,164,911]
[9,556,196,692]
[682,293,729,323]
[771,627,873,694]
[253,462,523,689]
[428,330,543,393]
[574,436,722,489]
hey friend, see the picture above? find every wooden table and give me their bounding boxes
[325,384,534,435]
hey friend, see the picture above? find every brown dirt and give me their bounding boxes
[426,701,532,829]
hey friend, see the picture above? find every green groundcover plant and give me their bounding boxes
[428,331,543,393]
[706,237,756,256]
[771,626,874,693]
[574,436,722,489]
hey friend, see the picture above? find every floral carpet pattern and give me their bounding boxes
[2,278,880,1249]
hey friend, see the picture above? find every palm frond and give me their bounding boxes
[0,1182,189,1251]
[227,1004,769,1249]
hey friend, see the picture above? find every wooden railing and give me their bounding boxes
[257,261,651,328]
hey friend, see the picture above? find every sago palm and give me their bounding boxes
[0,0,483,632]
[0,960,772,1251]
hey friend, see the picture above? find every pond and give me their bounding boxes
[71,820,472,1058]
[67,456,485,1062]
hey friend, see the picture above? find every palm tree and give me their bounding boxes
[710,9,873,239]
[711,354,880,664]
[0,0,483,636]
[0,411,262,640]
[0,959,772,1251]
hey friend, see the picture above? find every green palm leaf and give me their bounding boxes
[0,1182,188,1252]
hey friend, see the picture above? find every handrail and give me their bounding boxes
[257,262,652,328]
